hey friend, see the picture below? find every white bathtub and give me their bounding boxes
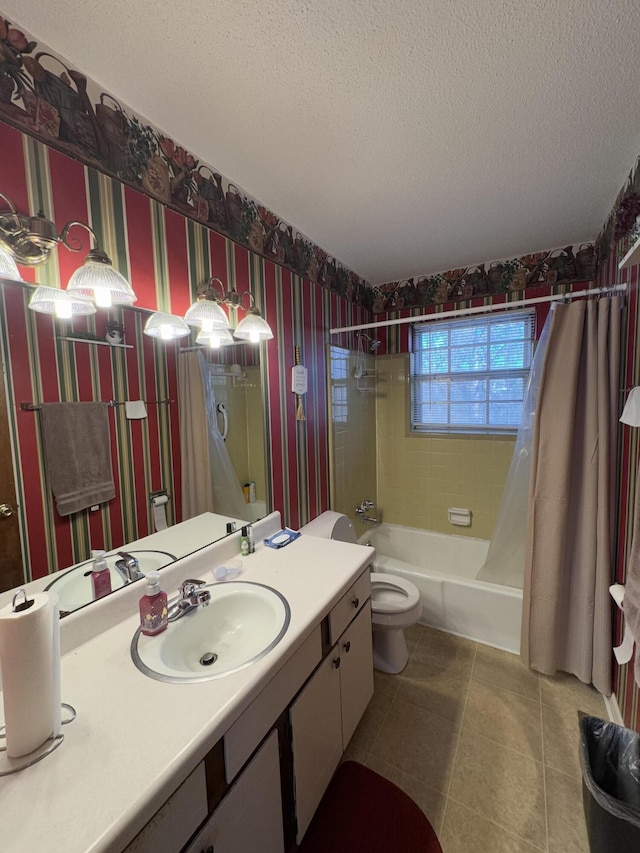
[361,523,522,654]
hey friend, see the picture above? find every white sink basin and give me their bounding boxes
[45,550,177,615]
[131,581,290,682]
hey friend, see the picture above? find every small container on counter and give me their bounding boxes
[90,549,112,600]
[138,571,168,636]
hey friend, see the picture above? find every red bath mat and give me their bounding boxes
[298,760,443,853]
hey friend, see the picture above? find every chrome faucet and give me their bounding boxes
[355,500,380,524]
[167,579,212,622]
[115,552,145,582]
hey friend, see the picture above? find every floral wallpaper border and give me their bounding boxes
[372,243,596,314]
[0,14,372,307]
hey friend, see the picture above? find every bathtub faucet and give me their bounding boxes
[356,500,380,524]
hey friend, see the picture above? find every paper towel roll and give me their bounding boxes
[0,591,61,758]
[151,494,169,531]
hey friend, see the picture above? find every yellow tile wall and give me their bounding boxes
[375,353,514,539]
[328,345,377,530]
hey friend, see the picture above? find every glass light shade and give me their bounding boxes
[67,259,136,307]
[184,298,230,332]
[143,311,190,340]
[196,327,235,348]
[233,308,274,343]
[0,243,22,281]
[28,285,97,318]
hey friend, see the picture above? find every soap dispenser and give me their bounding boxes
[139,571,168,636]
[91,549,112,600]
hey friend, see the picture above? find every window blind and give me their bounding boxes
[410,309,535,433]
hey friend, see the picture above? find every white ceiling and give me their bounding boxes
[3,0,640,285]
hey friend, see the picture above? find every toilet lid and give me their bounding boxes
[370,572,420,614]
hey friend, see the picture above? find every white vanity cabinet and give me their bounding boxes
[184,731,284,853]
[290,595,374,843]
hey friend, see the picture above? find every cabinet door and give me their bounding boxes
[339,600,374,750]
[184,731,284,853]
[290,647,343,843]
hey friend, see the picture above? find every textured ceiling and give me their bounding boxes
[2,0,640,285]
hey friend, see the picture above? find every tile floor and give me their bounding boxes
[345,624,607,852]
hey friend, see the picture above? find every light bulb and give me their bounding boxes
[54,299,73,320]
[250,329,260,343]
[93,287,112,308]
[202,318,214,333]
[160,324,174,340]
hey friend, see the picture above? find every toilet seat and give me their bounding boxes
[370,572,420,615]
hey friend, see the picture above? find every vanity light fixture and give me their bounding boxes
[0,191,136,315]
[185,277,273,344]
[143,311,191,341]
[196,327,235,348]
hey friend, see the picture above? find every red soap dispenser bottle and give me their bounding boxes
[139,571,168,636]
[90,549,112,600]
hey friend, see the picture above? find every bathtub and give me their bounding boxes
[360,523,522,654]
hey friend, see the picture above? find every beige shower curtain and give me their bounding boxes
[521,296,621,696]
[178,351,216,519]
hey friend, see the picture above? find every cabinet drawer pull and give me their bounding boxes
[333,656,341,669]
[343,641,351,653]
[352,596,360,609]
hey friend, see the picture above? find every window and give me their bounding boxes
[410,309,535,433]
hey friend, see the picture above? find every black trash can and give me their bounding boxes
[579,714,640,853]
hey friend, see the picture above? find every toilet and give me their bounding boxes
[300,511,422,674]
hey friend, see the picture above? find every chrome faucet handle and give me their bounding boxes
[180,578,207,599]
[115,551,143,582]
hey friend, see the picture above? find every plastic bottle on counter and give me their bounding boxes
[138,571,168,636]
[90,550,112,600]
[247,524,255,554]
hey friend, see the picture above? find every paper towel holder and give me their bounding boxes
[0,702,76,776]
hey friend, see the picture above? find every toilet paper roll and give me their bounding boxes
[151,494,169,531]
[0,591,61,758]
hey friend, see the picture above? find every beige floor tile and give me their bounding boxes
[540,672,606,717]
[546,766,590,853]
[462,680,543,761]
[369,696,460,794]
[404,622,425,656]
[472,643,541,701]
[449,729,547,849]
[365,754,447,835]
[398,647,471,725]
[348,674,398,753]
[415,625,477,673]
[542,702,582,778]
[342,741,369,765]
[440,800,546,853]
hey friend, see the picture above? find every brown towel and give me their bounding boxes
[40,402,115,516]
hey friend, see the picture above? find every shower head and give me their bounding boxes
[356,331,381,352]
[369,339,381,352]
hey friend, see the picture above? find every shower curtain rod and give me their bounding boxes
[329,283,628,335]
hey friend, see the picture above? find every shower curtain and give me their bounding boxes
[477,307,553,589]
[520,296,622,695]
[178,351,248,521]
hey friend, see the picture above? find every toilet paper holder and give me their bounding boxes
[149,489,170,506]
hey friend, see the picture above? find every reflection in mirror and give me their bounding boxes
[0,279,268,615]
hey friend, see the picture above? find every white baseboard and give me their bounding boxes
[604,692,624,725]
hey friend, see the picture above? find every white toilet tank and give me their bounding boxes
[299,511,358,544]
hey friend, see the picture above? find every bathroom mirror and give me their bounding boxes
[0,279,268,615]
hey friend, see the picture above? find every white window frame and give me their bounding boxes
[410,309,536,435]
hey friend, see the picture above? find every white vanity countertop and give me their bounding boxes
[0,518,374,853]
